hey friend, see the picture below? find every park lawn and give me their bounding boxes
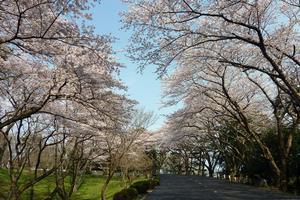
[0,169,146,200]
[0,168,57,199]
[71,175,125,200]
[72,175,147,200]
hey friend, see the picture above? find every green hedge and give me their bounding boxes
[113,177,160,200]
[153,176,160,182]
[130,180,150,194]
[149,179,160,189]
[113,188,138,200]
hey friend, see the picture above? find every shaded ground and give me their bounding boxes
[147,175,300,200]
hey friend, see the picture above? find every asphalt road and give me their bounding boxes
[146,175,300,200]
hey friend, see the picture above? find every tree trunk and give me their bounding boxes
[185,158,189,175]
[279,157,288,191]
[9,180,20,200]
[277,118,291,192]
[0,127,12,167]
[68,172,78,197]
[254,136,281,181]
[29,185,34,200]
[0,142,7,166]
[100,172,114,200]
[230,165,237,182]
[56,175,68,200]
[201,161,205,176]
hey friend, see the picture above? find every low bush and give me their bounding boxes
[149,179,160,189]
[114,177,160,199]
[113,188,138,200]
[153,175,160,181]
[130,180,151,194]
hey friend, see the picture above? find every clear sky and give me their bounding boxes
[89,0,177,131]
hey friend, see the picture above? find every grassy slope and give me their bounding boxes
[0,169,145,200]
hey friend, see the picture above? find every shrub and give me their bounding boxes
[130,180,151,194]
[153,176,160,184]
[113,188,138,200]
[149,179,160,189]
[153,175,160,181]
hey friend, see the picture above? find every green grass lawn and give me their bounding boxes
[0,169,146,200]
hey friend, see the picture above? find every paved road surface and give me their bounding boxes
[147,175,300,200]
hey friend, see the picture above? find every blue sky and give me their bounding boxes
[89,0,177,130]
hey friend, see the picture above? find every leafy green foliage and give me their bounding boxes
[129,180,150,194]
[149,178,160,189]
[129,178,160,194]
[113,177,160,200]
[113,188,138,200]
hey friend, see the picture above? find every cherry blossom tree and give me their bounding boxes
[98,109,156,200]
[123,0,300,105]
[0,1,139,199]
[123,0,300,191]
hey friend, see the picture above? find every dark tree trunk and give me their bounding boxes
[0,142,7,166]
[101,171,114,200]
[9,179,20,200]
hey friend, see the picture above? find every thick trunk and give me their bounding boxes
[277,118,292,192]
[69,173,78,197]
[100,173,114,200]
[9,180,20,200]
[185,160,189,175]
[126,171,132,186]
[278,129,287,190]
[0,128,10,167]
[280,140,293,191]
[230,164,237,182]
[0,142,7,166]
[236,101,281,183]
[206,163,214,177]
[201,161,205,176]
[57,177,68,200]
[279,157,288,191]
[255,136,281,180]
[206,158,215,178]
[152,159,158,176]
[29,185,34,200]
